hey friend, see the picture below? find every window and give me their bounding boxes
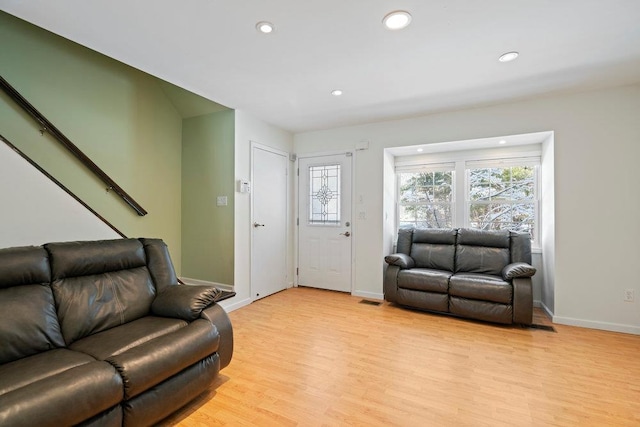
[309,164,341,224]
[468,165,536,235]
[396,155,540,245]
[398,169,454,228]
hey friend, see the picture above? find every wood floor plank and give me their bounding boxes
[162,287,640,426]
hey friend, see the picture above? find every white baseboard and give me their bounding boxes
[538,301,554,319]
[179,277,233,291]
[534,296,640,335]
[352,290,384,301]
[218,297,252,313]
[534,300,554,319]
[552,315,640,335]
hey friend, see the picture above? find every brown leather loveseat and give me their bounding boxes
[384,228,536,325]
[0,238,233,426]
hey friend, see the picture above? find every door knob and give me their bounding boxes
[254,222,265,228]
[339,231,351,237]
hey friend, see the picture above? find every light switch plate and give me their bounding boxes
[216,196,228,206]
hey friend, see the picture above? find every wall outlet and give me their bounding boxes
[624,289,634,302]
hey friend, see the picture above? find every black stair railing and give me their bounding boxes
[2,133,197,284]
[0,133,127,238]
[1,133,197,284]
[0,75,147,216]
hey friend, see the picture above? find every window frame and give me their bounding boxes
[464,159,540,246]
[396,163,456,230]
[308,162,342,226]
[395,152,541,249]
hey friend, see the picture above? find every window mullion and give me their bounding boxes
[455,160,466,228]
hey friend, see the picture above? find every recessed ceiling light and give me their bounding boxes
[417,148,424,152]
[498,51,519,62]
[383,11,412,30]
[499,140,507,145]
[256,21,275,34]
[331,89,343,96]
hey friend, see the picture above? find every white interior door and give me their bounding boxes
[298,153,352,292]
[251,145,288,300]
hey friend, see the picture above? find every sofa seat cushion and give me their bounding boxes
[0,353,122,427]
[0,348,96,395]
[398,268,451,293]
[449,273,512,304]
[104,319,220,399]
[69,316,188,360]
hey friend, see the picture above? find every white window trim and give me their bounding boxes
[395,148,542,250]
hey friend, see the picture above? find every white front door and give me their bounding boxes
[297,153,352,292]
[251,145,288,300]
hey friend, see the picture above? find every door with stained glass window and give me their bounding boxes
[298,153,352,292]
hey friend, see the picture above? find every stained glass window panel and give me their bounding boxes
[309,164,341,224]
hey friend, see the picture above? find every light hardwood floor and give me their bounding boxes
[163,287,640,426]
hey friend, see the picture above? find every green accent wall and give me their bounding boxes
[182,111,235,284]
[1,11,236,282]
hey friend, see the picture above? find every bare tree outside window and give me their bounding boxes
[398,171,453,228]
[398,165,536,237]
[468,166,535,235]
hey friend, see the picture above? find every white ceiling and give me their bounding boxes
[2,1,640,133]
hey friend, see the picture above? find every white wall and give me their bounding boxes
[0,141,121,248]
[382,150,396,260]
[221,109,294,312]
[294,83,640,335]
[540,134,556,315]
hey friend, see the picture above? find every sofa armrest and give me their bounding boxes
[502,262,536,280]
[512,277,533,325]
[384,253,415,269]
[383,265,401,303]
[201,304,234,369]
[152,285,224,321]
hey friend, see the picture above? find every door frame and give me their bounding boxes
[250,141,291,302]
[294,150,356,293]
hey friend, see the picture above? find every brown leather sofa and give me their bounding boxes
[384,228,536,325]
[0,238,233,427]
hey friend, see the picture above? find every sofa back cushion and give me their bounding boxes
[0,246,65,364]
[140,238,179,293]
[409,228,457,271]
[396,228,414,255]
[46,239,156,345]
[510,231,532,264]
[455,228,510,275]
